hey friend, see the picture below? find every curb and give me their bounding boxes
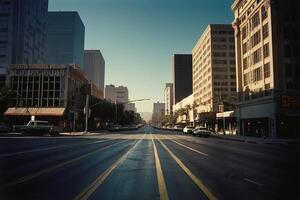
[211,134,300,145]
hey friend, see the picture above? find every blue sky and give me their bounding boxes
[49,0,234,113]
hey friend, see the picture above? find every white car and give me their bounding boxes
[183,126,195,134]
[193,126,211,137]
[173,125,183,131]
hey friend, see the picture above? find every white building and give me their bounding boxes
[105,84,129,103]
[173,94,194,125]
[164,83,174,115]
[84,50,105,99]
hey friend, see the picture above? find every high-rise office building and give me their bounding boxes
[173,54,193,104]
[0,0,48,76]
[152,102,165,122]
[84,50,105,99]
[192,24,236,116]
[164,83,173,115]
[46,11,85,68]
[232,0,300,138]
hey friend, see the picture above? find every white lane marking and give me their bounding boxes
[74,134,146,200]
[165,135,208,157]
[244,178,263,186]
[0,139,114,157]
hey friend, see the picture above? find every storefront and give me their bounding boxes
[216,111,236,134]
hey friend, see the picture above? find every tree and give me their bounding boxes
[0,87,16,118]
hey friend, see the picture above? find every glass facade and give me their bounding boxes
[0,0,48,75]
[46,11,85,69]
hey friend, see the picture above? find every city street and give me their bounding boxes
[0,126,299,200]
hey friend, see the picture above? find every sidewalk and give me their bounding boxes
[211,133,300,145]
[60,131,107,136]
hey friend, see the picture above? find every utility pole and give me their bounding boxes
[115,95,118,125]
[85,94,89,133]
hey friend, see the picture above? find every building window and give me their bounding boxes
[252,11,260,29]
[253,67,262,82]
[264,63,270,78]
[253,48,262,64]
[242,42,248,54]
[265,83,270,89]
[262,23,269,39]
[212,37,227,42]
[213,60,227,64]
[251,30,261,48]
[242,25,248,40]
[263,43,269,58]
[243,57,248,69]
[261,5,268,21]
[244,72,251,86]
[213,52,227,57]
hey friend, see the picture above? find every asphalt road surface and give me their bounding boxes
[0,126,299,200]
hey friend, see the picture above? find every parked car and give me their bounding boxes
[183,126,195,134]
[193,126,211,137]
[109,125,122,132]
[0,122,10,133]
[15,120,63,136]
[173,125,183,131]
[166,125,173,130]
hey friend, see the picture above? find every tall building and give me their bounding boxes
[173,54,193,104]
[84,50,105,99]
[192,24,236,122]
[152,102,165,123]
[164,83,173,115]
[105,84,129,103]
[46,11,85,68]
[0,0,48,76]
[232,0,300,138]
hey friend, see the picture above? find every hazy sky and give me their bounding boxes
[49,0,233,113]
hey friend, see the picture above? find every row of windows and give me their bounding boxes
[243,63,270,86]
[242,24,269,55]
[212,52,235,58]
[213,59,235,65]
[211,30,234,35]
[243,43,270,70]
[213,74,236,79]
[241,6,268,40]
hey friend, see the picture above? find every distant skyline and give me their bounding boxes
[49,0,233,113]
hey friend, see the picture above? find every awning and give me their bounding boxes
[216,111,235,118]
[4,107,66,116]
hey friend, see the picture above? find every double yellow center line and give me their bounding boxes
[153,134,217,200]
[151,134,169,200]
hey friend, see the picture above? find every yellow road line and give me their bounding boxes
[165,135,208,157]
[0,139,115,157]
[0,139,127,189]
[151,134,169,200]
[154,135,217,200]
[74,134,146,200]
